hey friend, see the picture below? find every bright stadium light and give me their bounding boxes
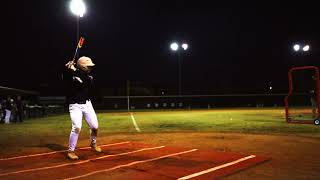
[303,45,310,52]
[170,42,179,51]
[182,43,189,50]
[70,0,86,17]
[293,44,300,52]
[169,41,190,95]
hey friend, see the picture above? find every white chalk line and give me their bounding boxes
[177,155,256,180]
[0,141,130,161]
[130,113,141,132]
[63,149,198,180]
[0,146,165,177]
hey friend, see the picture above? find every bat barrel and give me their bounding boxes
[72,37,85,62]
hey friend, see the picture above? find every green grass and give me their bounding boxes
[130,109,320,134]
[0,108,319,148]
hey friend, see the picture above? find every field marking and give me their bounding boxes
[0,141,130,161]
[0,146,165,177]
[177,155,256,180]
[63,149,198,180]
[130,113,141,132]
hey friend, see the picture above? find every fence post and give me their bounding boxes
[127,80,130,111]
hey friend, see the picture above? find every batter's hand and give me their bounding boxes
[65,60,76,71]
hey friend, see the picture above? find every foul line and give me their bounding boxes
[0,142,130,161]
[177,155,256,180]
[130,113,141,132]
[63,149,198,180]
[0,146,165,177]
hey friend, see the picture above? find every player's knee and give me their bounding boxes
[72,127,81,134]
[75,128,81,133]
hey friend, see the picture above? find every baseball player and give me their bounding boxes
[64,56,102,160]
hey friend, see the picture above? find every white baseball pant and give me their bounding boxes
[4,109,11,124]
[68,100,99,151]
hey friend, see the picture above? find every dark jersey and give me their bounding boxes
[64,68,94,104]
[16,100,23,111]
[5,100,12,110]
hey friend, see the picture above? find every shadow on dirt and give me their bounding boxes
[46,144,67,151]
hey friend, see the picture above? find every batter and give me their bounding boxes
[65,56,102,160]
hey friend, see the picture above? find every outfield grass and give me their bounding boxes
[0,108,319,147]
[125,109,320,135]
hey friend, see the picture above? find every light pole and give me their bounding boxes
[292,43,310,66]
[70,0,86,51]
[170,42,189,95]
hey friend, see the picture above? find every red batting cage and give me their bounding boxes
[284,66,320,124]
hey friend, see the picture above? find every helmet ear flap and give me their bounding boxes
[78,64,93,73]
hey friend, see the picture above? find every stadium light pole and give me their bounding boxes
[292,43,310,66]
[170,42,189,95]
[70,0,86,46]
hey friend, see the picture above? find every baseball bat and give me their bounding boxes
[72,36,85,62]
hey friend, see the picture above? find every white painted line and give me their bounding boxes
[177,155,256,180]
[0,146,165,177]
[78,142,130,150]
[130,113,141,132]
[63,149,198,180]
[0,141,130,161]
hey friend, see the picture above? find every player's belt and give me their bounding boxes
[70,99,90,104]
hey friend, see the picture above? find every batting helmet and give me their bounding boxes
[77,56,95,73]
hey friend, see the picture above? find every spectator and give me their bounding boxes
[0,98,3,123]
[4,96,13,124]
[15,96,24,122]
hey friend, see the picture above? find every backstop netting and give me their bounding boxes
[284,66,320,124]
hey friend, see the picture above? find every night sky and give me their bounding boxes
[2,1,320,95]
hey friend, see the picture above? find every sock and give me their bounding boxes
[90,129,98,145]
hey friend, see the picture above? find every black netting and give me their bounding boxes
[287,67,318,121]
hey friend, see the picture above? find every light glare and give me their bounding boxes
[70,0,86,17]
[303,45,310,52]
[182,43,188,50]
[293,44,300,51]
[170,42,179,51]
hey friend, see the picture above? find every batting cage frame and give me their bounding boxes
[284,66,320,124]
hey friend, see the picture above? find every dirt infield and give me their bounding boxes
[0,132,319,179]
[0,140,268,179]
[98,132,320,180]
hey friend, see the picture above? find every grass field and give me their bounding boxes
[0,107,320,179]
[0,107,319,148]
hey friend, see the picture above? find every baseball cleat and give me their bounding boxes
[90,143,102,152]
[67,151,79,160]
